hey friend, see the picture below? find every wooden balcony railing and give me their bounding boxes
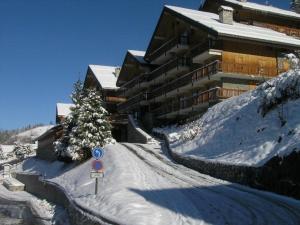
[117,92,149,111]
[149,57,191,82]
[147,35,189,62]
[109,114,128,123]
[221,62,278,77]
[190,40,222,58]
[153,87,248,117]
[121,73,148,91]
[150,60,221,99]
[105,96,126,103]
[150,60,278,101]
[218,88,248,99]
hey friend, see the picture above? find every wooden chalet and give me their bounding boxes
[83,65,127,141]
[116,2,300,128]
[201,0,300,38]
[36,102,74,161]
[35,125,62,161]
[56,103,74,124]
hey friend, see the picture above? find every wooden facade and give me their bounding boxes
[115,2,300,128]
[36,125,63,161]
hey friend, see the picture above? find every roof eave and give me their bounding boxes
[145,6,219,60]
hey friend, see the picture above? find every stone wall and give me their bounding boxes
[0,196,50,225]
[36,136,57,162]
[15,172,122,225]
[155,131,300,199]
[127,115,152,144]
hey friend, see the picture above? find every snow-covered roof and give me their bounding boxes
[223,0,300,20]
[56,103,74,117]
[219,5,234,11]
[89,65,119,89]
[128,50,147,64]
[166,5,300,48]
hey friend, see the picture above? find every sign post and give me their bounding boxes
[91,147,104,195]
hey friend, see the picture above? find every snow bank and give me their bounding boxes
[154,70,300,167]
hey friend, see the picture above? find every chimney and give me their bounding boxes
[218,6,234,25]
[114,67,121,78]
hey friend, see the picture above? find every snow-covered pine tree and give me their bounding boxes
[68,88,113,161]
[54,80,84,160]
[55,79,113,161]
[291,0,300,13]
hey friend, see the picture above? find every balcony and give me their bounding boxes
[109,114,128,125]
[147,35,189,64]
[154,87,247,119]
[149,60,278,103]
[148,57,191,85]
[149,60,221,103]
[191,40,222,63]
[121,73,149,97]
[117,92,149,112]
[105,96,126,103]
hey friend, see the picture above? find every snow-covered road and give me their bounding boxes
[21,142,300,225]
[118,142,300,225]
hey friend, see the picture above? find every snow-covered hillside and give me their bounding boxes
[154,70,300,167]
[5,125,53,144]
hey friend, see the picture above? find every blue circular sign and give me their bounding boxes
[92,147,104,159]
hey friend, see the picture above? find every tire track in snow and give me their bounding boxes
[138,143,300,225]
[122,143,240,225]
[121,142,300,225]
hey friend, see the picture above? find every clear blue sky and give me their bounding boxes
[0,0,290,130]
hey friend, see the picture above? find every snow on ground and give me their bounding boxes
[4,125,54,145]
[18,143,300,225]
[154,70,300,167]
[0,183,69,225]
[0,145,15,164]
[15,125,53,141]
[0,145,14,155]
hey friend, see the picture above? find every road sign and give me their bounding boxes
[92,160,104,172]
[92,147,104,160]
[90,171,104,179]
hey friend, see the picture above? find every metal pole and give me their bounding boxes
[95,177,98,195]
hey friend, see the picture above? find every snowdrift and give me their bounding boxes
[154,70,300,167]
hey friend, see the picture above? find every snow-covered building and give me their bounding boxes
[84,65,126,112]
[84,65,127,141]
[35,125,62,161]
[56,103,74,124]
[117,2,300,129]
[201,0,300,38]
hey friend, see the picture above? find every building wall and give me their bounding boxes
[36,135,57,161]
[221,41,280,77]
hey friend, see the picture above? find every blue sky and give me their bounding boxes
[0,0,290,129]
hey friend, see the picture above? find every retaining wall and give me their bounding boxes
[127,115,152,144]
[155,131,300,199]
[0,196,51,225]
[16,172,123,225]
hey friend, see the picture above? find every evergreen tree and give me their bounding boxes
[291,0,300,13]
[55,80,114,161]
[54,80,84,161]
[69,88,113,161]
